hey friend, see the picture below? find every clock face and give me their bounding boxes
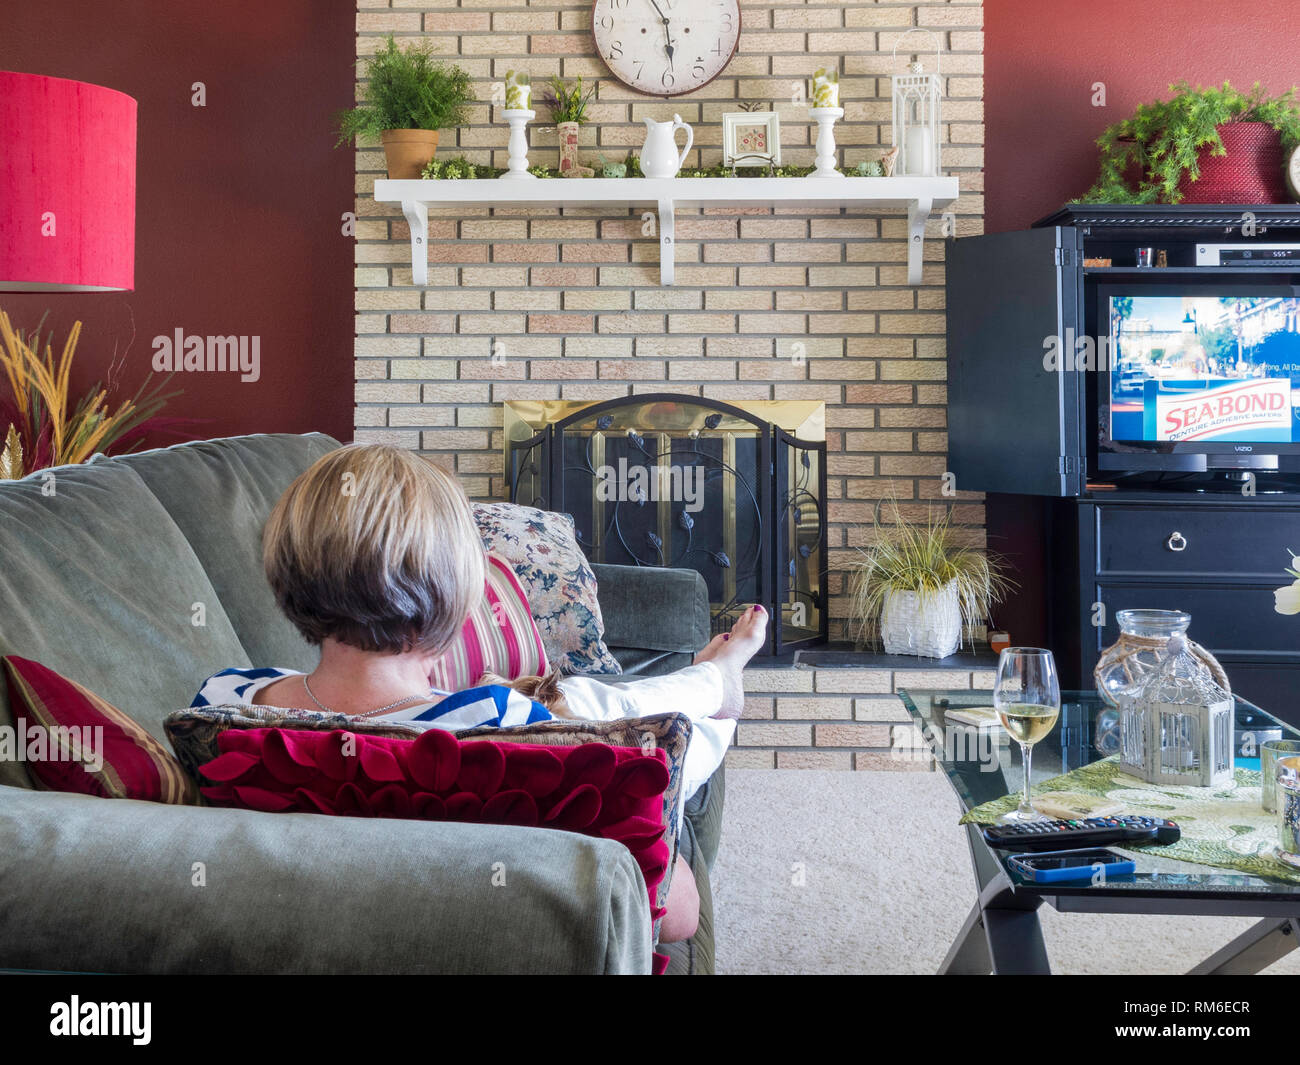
[1288,145,1300,203]
[592,0,740,98]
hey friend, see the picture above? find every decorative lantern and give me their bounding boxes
[890,29,943,178]
[1118,634,1234,787]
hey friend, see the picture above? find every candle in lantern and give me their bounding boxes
[811,67,839,109]
[505,70,531,110]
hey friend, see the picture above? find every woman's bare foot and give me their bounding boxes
[693,605,769,720]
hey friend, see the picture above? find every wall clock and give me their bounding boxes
[592,0,741,98]
[1287,144,1300,203]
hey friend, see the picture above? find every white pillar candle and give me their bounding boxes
[904,125,932,176]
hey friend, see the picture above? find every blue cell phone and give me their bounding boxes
[1007,847,1136,884]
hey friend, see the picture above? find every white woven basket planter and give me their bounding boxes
[879,580,962,658]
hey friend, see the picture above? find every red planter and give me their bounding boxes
[1177,121,1287,204]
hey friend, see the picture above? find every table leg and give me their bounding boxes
[1187,916,1300,975]
[940,814,1051,974]
[939,900,991,974]
[980,881,1051,974]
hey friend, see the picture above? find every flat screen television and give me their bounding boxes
[1096,285,1300,476]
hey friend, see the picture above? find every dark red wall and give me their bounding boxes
[986,0,1300,234]
[984,0,1300,646]
[0,1,355,445]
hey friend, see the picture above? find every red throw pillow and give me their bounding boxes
[2,655,200,804]
[199,727,672,973]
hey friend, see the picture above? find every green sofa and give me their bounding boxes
[0,433,723,974]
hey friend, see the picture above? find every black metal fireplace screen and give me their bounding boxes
[504,394,827,655]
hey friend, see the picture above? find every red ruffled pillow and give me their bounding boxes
[199,727,672,973]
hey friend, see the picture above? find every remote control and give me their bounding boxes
[981,815,1180,851]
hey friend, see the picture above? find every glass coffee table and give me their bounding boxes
[899,688,1300,975]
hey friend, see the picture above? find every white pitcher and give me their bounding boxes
[640,114,693,178]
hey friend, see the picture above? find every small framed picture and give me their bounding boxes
[722,111,781,169]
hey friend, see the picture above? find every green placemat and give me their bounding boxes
[960,756,1300,884]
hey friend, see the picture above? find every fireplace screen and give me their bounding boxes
[504,395,827,655]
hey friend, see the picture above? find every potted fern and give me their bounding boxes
[1079,81,1300,204]
[335,35,474,179]
[847,503,1016,659]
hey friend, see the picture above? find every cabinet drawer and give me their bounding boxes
[1092,582,1295,655]
[1096,505,1300,577]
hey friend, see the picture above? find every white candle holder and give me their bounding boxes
[500,108,536,180]
[808,106,845,178]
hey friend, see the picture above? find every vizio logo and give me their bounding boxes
[1234,446,1254,452]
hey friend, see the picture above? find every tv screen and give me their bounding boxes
[1108,295,1300,445]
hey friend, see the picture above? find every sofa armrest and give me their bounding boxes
[591,563,710,656]
[0,786,651,974]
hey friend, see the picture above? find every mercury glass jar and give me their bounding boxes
[1094,609,1229,707]
[1276,755,1300,869]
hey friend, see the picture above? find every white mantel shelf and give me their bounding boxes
[372,175,959,286]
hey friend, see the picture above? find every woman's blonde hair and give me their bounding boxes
[263,444,484,655]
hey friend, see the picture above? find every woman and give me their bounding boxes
[193,444,767,943]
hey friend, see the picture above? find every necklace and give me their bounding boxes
[301,674,434,719]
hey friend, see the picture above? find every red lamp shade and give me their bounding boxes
[0,71,136,292]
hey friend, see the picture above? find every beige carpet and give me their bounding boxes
[711,769,1300,975]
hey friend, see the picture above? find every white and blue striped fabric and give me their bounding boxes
[191,667,552,731]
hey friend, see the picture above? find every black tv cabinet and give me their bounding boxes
[947,206,1300,723]
[1047,492,1300,723]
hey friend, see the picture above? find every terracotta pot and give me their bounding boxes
[1177,121,1286,204]
[380,129,440,179]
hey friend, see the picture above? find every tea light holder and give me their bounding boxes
[500,108,537,180]
[1276,755,1300,868]
[808,107,845,178]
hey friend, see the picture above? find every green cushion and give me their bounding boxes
[685,762,725,872]
[590,564,709,654]
[661,813,716,975]
[0,785,652,974]
[0,460,249,775]
[102,433,340,671]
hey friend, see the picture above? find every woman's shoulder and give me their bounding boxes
[191,667,300,708]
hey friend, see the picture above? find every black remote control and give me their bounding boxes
[981,815,1180,851]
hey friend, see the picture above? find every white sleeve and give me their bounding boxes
[554,662,724,723]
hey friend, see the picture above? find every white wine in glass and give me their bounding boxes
[993,648,1061,823]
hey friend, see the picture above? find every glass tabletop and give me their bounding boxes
[898,688,1300,902]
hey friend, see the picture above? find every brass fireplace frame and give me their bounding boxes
[503,394,828,655]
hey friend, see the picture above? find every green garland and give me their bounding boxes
[1078,80,1300,205]
[420,155,862,180]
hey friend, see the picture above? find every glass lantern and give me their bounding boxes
[891,29,943,177]
[1118,634,1234,787]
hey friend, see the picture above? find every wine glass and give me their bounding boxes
[993,648,1061,823]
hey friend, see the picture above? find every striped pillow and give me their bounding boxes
[426,553,547,693]
[2,655,200,804]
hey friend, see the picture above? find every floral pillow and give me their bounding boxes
[474,502,622,676]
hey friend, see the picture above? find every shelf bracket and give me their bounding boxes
[658,197,675,286]
[400,199,429,286]
[906,196,934,285]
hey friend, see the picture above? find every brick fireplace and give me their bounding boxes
[351,0,987,768]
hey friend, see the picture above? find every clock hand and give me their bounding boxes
[645,0,675,62]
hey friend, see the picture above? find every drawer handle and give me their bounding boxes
[1167,531,1187,553]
